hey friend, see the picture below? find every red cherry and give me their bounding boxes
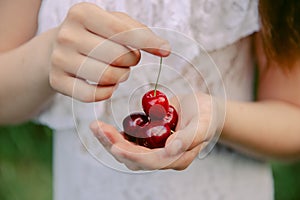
[122,58,179,148]
[122,113,150,142]
[137,121,171,149]
[142,90,169,120]
[162,105,178,131]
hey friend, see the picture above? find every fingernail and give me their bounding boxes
[159,43,171,56]
[167,139,182,156]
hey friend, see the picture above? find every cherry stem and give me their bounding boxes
[154,57,163,97]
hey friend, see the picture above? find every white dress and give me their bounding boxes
[37,0,274,200]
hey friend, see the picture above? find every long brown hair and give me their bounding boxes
[259,0,300,67]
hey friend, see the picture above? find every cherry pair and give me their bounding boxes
[122,89,178,149]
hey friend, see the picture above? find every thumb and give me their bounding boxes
[164,118,201,156]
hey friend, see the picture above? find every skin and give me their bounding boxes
[1,1,300,171]
[221,33,300,160]
[0,1,170,124]
[91,33,300,170]
[90,32,300,170]
[0,0,54,124]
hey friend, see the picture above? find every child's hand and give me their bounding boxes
[49,3,170,102]
[90,92,220,171]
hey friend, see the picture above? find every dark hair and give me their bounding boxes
[259,0,300,67]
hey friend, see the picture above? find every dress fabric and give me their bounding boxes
[37,0,274,200]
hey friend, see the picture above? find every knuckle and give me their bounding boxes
[50,49,66,68]
[56,27,77,46]
[67,2,90,21]
[49,70,61,91]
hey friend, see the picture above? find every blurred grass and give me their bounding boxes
[0,121,300,200]
[272,160,300,200]
[0,122,52,200]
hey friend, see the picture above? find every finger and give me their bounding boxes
[49,69,115,102]
[71,28,141,66]
[93,121,157,157]
[164,118,204,156]
[90,120,125,143]
[109,152,143,171]
[110,142,174,170]
[68,3,170,56]
[91,121,184,170]
[111,139,186,170]
[80,60,130,86]
[51,47,131,85]
[117,158,143,171]
[57,23,141,67]
[90,121,136,165]
[91,121,156,170]
[162,145,202,170]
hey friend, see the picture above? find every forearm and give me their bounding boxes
[221,100,300,160]
[0,29,58,125]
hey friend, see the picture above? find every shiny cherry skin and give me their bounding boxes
[122,113,150,142]
[137,121,171,149]
[162,105,178,131]
[142,90,169,120]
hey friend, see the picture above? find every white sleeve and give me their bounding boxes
[189,0,260,51]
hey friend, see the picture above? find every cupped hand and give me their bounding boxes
[49,3,170,102]
[90,92,222,171]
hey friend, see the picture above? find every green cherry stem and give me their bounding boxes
[154,57,163,97]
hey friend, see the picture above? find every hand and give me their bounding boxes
[90,92,222,171]
[49,3,170,102]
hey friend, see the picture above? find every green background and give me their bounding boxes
[0,122,300,200]
[0,122,52,200]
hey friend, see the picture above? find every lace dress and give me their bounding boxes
[37,0,274,199]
